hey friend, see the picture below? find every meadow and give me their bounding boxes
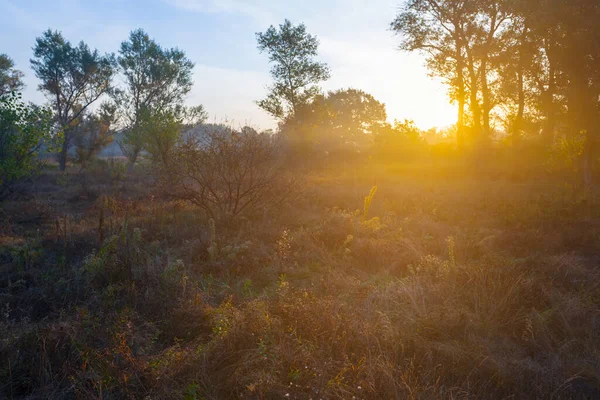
[2,156,599,399]
[2,3,600,397]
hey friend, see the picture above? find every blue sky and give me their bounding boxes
[0,0,456,129]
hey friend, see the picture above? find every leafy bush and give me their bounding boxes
[0,92,57,199]
[138,107,182,165]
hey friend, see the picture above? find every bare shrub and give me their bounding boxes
[159,126,293,220]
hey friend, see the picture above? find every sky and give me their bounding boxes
[0,0,457,130]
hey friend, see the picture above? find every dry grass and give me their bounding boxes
[1,163,600,399]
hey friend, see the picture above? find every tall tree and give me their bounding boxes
[0,54,25,96]
[116,29,194,168]
[468,0,512,141]
[391,0,474,148]
[256,19,330,121]
[31,30,115,171]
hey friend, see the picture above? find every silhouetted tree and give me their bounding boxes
[31,29,116,170]
[392,1,474,147]
[551,0,600,187]
[256,19,330,121]
[392,0,513,146]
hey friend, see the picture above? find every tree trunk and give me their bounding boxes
[128,155,137,173]
[481,60,491,141]
[464,42,481,142]
[469,73,482,141]
[457,91,466,149]
[480,9,500,145]
[456,49,466,149]
[542,33,556,146]
[514,24,528,147]
[514,66,525,147]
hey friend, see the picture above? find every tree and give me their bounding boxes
[551,0,600,187]
[282,88,387,154]
[495,2,532,145]
[0,92,57,199]
[321,88,388,144]
[183,105,209,127]
[31,29,116,171]
[0,54,24,96]
[256,19,330,121]
[392,0,513,146]
[116,29,194,168]
[391,0,473,148]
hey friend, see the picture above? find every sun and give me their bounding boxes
[374,56,457,131]
[387,92,457,131]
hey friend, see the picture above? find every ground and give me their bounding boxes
[1,161,600,399]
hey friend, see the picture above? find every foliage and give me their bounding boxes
[138,107,183,166]
[282,88,388,155]
[182,104,209,127]
[256,19,330,120]
[0,53,24,96]
[546,130,587,179]
[115,29,194,167]
[31,29,116,171]
[391,0,600,185]
[0,92,57,199]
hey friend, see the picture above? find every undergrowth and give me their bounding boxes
[1,168,600,399]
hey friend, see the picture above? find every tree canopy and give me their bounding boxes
[31,29,116,170]
[256,19,330,120]
[115,28,195,167]
[0,54,25,96]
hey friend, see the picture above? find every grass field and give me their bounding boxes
[1,162,600,399]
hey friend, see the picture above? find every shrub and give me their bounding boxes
[159,126,294,220]
[0,92,57,199]
[138,107,183,166]
[107,157,127,185]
